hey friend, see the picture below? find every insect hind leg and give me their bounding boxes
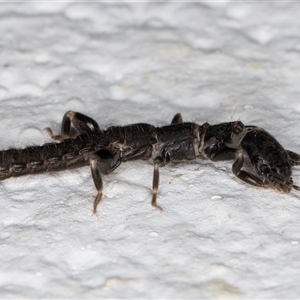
[45,111,100,141]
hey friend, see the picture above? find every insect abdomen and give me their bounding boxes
[0,137,91,180]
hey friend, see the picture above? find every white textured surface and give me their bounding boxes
[0,2,300,299]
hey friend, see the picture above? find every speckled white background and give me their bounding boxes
[0,2,300,299]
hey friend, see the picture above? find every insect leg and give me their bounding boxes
[152,150,171,211]
[152,157,163,211]
[45,111,100,141]
[90,156,103,215]
[90,149,121,215]
[232,153,265,188]
[171,113,183,124]
[286,150,300,166]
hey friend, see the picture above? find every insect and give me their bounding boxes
[0,111,244,214]
[0,111,298,214]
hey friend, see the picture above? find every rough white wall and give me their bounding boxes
[0,2,300,299]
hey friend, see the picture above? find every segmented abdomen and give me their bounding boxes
[0,135,96,180]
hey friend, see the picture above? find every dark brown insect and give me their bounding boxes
[0,111,298,214]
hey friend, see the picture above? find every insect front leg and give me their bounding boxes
[286,150,300,166]
[231,151,295,192]
[90,149,121,215]
[232,153,265,188]
[45,111,100,141]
